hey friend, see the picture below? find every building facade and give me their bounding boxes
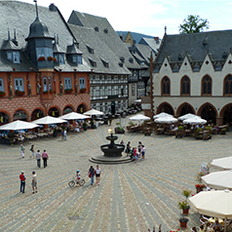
[0,2,91,124]
[149,30,232,126]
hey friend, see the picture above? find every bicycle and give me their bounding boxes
[68,177,85,187]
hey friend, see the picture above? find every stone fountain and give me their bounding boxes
[89,129,132,164]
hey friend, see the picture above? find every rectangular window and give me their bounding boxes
[43,77,47,92]
[13,51,20,64]
[79,78,85,90]
[132,84,135,96]
[36,47,53,59]
[64,78,72,89]
[77,55,82,64]
[14,78,24,91]
[0,79,4,92]
[59,54,65,64]
[49,77,52,91]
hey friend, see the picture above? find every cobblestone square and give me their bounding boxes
[1,119,231,232]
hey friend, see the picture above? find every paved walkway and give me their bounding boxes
[1,117,232,232]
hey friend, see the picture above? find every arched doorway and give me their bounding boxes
[156,102,174,115]
[31,109,44,121]
[199,103,217,125]
[77,104,86,114]
[0,112,10,125]
[63,106,73,115]
[177,103,195,117]
[221,104,232,125]
[48,107,59,117]
[13,110,28,121]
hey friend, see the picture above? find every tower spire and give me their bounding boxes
[34,0,39,18]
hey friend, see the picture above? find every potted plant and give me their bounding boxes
[176,125,183,138]
[220,128,226,135]
[0,91,6,97]
[178,200,190,215]
[115,122,125,134]
[179,217,189,228]
[195,184,205,193]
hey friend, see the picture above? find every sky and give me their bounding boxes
[19,0,232,39]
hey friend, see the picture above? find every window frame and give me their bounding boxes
[201,75,212,96]
[14,78,24,92]
[161,76,170,96]
[224,74,232,96]
[181,76,190,96]
[64,77,72,90]
[0,79,4,92]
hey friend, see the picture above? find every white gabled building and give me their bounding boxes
[148,30,232,126]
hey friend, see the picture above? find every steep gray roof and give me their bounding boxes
[68,11,141,69]
[156,30,232,64]
[134,44,156,65]
[68,24,131,75]
[0,1,91,72]
[139,37,161,54]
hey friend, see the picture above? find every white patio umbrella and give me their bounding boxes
[59,112,90,120]
[153,112,173,119]
[183,116,207,125]
[83,109,104,116]
[0,120,39,130]
[154,116,177,124]
[211,156,232,170]
[201,170,232,190]
[32,116,67,125]
[178,113,200,121]
[129,114,150,121]
[189,189,232,232]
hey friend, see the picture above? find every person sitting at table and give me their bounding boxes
[213,219,222,231]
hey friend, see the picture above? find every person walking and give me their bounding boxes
[61,130,64,141]
[95,165,101,186]
[31,171,37,194]
[19,171,26,193]
[88,166,95,185]
[64,129,67,141]
[138,141,142,156]
[30,145,35,159]
[125,141,131,156]
[35,150,41,168]
[141,145,146,159]
[42,150,48,168]
[20,144,25,158]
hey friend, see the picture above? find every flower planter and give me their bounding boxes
[0,92,6,97]
[179,220,188,228]
[15,91,25,96]
[80,88,86,93]
[38,56,46,61]
[183,207,190,215]
[65,89,73,94]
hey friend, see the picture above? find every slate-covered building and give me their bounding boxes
[150,30,232,125]
[0,1,91,124]
[68,11,141,107]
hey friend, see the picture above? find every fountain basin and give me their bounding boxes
[100,144,125,157]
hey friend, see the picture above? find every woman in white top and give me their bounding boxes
[95,165,101,186]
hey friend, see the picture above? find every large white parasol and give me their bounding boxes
[32,116,67,125]
[83,109,104,116]
[129,114,150,121]
[183,116,207,125]
[153,112,173,119]
[59,112,90,120]
[189,189,232,231]
[178,113,200,121]
[0,120,39,130]
[154,116,177,124]
[211,156,232,170]
[201,170,232,190]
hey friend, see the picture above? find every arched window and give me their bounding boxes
[161,76,170,95]
[224,75,232,95]
[181,76,190,95]
[202,75,212,95]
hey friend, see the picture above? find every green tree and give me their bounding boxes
[179,15,209,34]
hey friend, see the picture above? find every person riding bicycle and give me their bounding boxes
[75,170,81,182]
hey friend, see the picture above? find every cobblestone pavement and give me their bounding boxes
[1,117,232,232]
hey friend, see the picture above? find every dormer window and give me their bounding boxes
[71,54,82,65]
[54,54,65,65]
[86,45,94,54]
[7,51,20,63]
[104,29,108,34]
[129,58,133,63]
[94,27,99,32]
[36,47,53,60]
[89,58,97,67]
[101,59,109,68]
